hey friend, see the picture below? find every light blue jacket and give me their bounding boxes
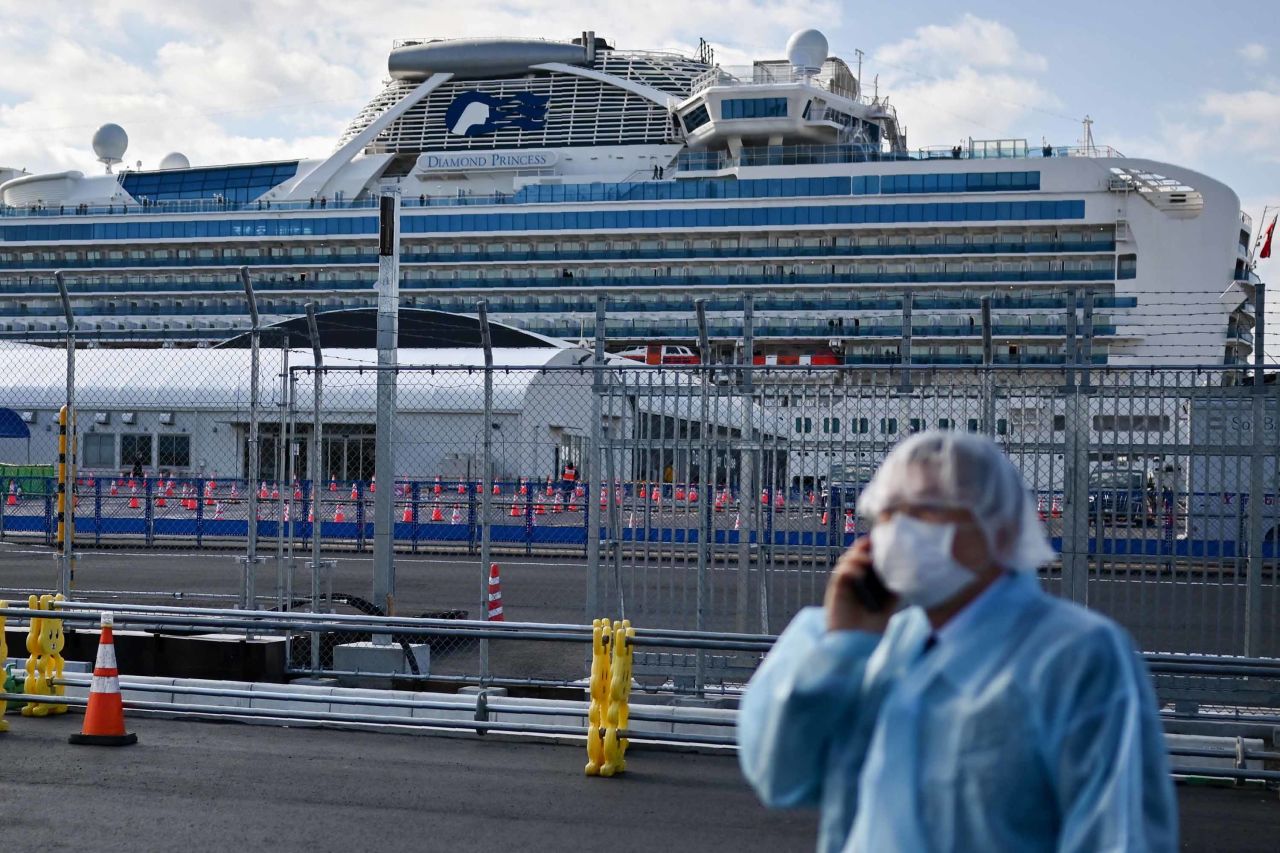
[738,572,1177,852]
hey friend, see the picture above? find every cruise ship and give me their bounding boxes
[0,28,1263,368]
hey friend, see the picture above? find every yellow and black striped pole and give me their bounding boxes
[56,405,74,589]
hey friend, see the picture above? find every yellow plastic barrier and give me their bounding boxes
[584,618,612,775]
[585,617,636,778]
[22,594,65,717]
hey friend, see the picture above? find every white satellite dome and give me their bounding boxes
[159,152,191,170]
[92,123,128,170]
[786,29,828,75]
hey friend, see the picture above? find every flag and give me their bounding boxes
[1262,215,1276,260]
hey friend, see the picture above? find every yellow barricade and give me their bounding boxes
[585,617,635,778]
[22,593,66,717]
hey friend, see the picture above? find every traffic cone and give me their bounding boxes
[271,484,280,500]
[652,489,660,505]
[68,613,137,747]
[450,506,462,524]
[155,490,166,508]
[518,480,528,496]
[821,510,829,525]
[329,479,338,493]
[259,483,269,500]
[844,512,856,534]
[458,482,467,495]
[487,563,504,621]
[128,485,140,510]
[534,501,546,515]
[293,485,303,501]
[675,486,686,501]
[431,502,445,522]
[510,502,522,517]
[7,482,18,506]
[109,480,119,497]
[553,493,564,513]
[369,476,376,494]
[733,513,741,530]
[774,493,785,509]
[492,483,501,495]
[638,484,647,499]
[434,476,443,495]
[1037,495,1047,522]
[402,505,413,523]
[334,505,346,523]
[230,482,239,499]
[1051,495,1062,519]
[214,502,224,520]
[350,484,359,501]
[545,478,554,497]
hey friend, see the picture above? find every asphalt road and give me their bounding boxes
[0,715,1275,853]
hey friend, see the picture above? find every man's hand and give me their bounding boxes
[825,537,897,634]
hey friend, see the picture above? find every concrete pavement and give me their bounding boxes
[0,715,1276,852]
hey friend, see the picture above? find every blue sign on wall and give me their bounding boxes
[444,91,550,137]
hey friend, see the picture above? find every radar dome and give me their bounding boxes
[159,152,190,170]
[92,123,128,171]
[786,29,828,75]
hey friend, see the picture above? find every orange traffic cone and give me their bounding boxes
[450,506,462,524]
[334,505,346,523]
[128,485,140,510]
[844,512,856,534]
[109,480,119,497]
[430,502,445,522]
[434,476,443,495]
[534,501,546,515]
[487,563,504,621]
[821,510,829,525]
[155,490,166,508]
[350,484,359,501]
[329,479,338,492]
[733,513,741,530]
[69,613,137,747]
[510,502,522,517]
[402,505,413,523]
[6,482,16,506]
[214,502,224,520]
[688,487,698,503]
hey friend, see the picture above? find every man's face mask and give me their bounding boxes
[869,513,977,609]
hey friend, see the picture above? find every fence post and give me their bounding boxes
[1064,288,1078,391]
[373,189,401,622]
[1080,289,1094,391]
[737,295,756,633]
[478,299,494,682]
[54,271,75,598]
[1245,281,1266,656]
[241,266,261,611]
[586,296,606,622]
[695,299,712,693]
[276,335,290,610]
[1060,386,1090,605]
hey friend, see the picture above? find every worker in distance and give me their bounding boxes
[738,430,1177,851]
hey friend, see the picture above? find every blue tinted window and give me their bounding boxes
[682,104,711,132]
[721,98,789,119]
[120,160,299,204]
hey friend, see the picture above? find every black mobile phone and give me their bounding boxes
[851,565,893,613]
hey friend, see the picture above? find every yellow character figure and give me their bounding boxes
[22,594,49,717]
[618,622,635,761]
[47,594,66,715]
[584,618,612,776]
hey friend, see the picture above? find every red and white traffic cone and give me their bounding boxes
[431,502,445,522]
[350,484,359,501]
[128,485,140,510]
[733,513,741,530]
[844,512,856,534]
[214,502,224,520]
[329,479,338,493]
[434,476,443,496]
[68,613,137,747]
[487,563,504,621]
[109,480,119,497]
[402,505,413,523]
[333,505,346,523]
[821,510,829,525]
[450,506,462,524]
[510,502,523,517]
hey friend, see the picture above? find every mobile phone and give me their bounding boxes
[850,565,893,613]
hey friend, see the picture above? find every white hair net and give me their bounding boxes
[856,430,1056,572]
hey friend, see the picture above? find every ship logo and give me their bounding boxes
[444,91,550,137]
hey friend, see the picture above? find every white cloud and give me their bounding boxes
[0,0,843,174]
[869,15,1064,150]
[1238,43,1268,65]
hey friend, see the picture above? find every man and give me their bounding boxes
[738,431,1177,852]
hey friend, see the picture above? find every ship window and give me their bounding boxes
[721,98,788,120]
[681,104,711,132]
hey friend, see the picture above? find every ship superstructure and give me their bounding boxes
[0,28,1261,369]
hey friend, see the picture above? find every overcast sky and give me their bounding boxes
[1,0,1277,347]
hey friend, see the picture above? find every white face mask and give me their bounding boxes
[870,514,977,609]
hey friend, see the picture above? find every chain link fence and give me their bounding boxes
[1,316,1278,696]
